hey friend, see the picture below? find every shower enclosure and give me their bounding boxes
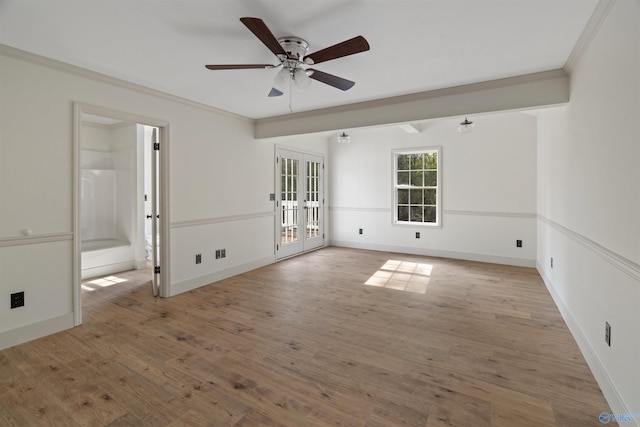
[80,118,149,279]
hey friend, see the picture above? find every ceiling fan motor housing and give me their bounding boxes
[278,37,309,61]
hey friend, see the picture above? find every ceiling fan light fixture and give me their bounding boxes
[337,132,350,143]
[273,67,290,91]
[458,117,475,133]
[293,68,311,90]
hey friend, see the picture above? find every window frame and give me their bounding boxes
[392,147,442,227]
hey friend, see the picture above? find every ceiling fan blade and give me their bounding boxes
[304,36,370,65]
[307,69,355,91]
[240,17,287,58]
[268,87,284,97]
[205,64,274,70]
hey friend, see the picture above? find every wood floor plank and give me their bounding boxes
[0,247,613,426]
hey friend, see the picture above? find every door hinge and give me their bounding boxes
[154,266,161,274]
[154,142,160,151]
[323,233,325,239]
[276,157,279,163]
[276,244,279,251]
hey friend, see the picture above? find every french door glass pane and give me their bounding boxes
[281,157,299,245]
[306,161,320,238]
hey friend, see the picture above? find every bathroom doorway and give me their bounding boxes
[73,104,169,325]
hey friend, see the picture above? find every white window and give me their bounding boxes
[393,147,441,226]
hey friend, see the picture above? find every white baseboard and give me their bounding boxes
[536,262,638,427]
[170,255,275,296]
[331,240,536,268]
[134,259,147,270]
[81,260,135,280]
[0,313,75,351]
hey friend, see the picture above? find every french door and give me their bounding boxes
[276,149,324,259]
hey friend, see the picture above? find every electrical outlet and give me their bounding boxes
[215,249,221,259]
[516,239,522,248]
[221,249,226,258]
[358,228,363,235]
[415,232,420,239]
[10,291,24,309]
[195,254,202,264]
[605,322,611,346]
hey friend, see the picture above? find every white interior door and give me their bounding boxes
[276,149,324,260]
[150,127,160,296]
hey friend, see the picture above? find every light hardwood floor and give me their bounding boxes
[0,247,613,426]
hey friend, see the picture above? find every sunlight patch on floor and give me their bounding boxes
[82,275,128,292]
[364,260,432,294]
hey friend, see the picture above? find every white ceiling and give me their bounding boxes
[0,0,598,120]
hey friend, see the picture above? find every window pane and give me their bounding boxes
[397,171,409,185]
[397,154,411,170]
[397,189,409,204]
[424,188,436,205]
[424,152,437,169]
[425,171,437,186]
[410,206,423,222]
[424,206,437,223]
[411,153,423,169]
[398,206,409,221]
[410,189,422,204]
[410,171,423,186]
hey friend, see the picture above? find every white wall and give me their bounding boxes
[536,0,639,418]
[330,112,537,266]
[170,133,330,295]
[0,49,327,348]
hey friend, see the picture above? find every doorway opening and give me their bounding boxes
[73,104,169,325]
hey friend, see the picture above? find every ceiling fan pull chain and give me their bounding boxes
[289,79,293,113]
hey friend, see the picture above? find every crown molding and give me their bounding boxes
[564,0,617,73]
[0,44,253,124]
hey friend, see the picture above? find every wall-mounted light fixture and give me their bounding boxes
[458,117,475,133]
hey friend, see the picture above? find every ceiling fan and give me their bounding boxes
[205,17,370,97]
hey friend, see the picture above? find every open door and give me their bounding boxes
[150,127,160,296]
